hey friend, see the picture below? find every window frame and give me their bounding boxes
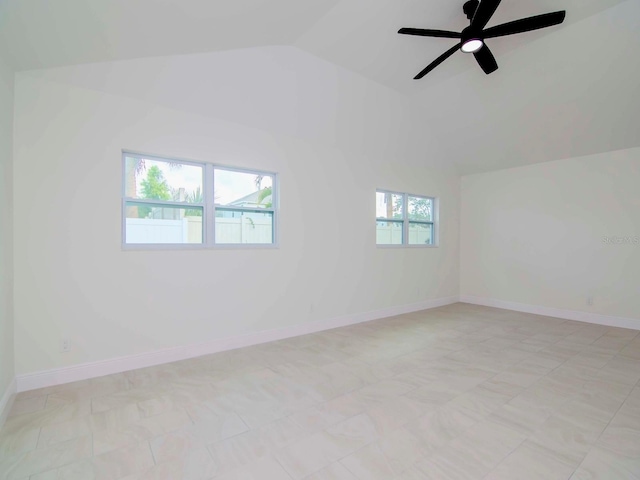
[375,189,438,248]
[122,151,278,250]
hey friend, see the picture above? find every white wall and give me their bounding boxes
[13,47,460,376]
[461,148,640,323]
[0,55,15,409]
[21,46,453,171]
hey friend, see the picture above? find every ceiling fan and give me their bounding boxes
[398,0,566,79]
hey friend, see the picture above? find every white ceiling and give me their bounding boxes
[1,0,638,174]
[295,0,629,92]
[0,0,341,70]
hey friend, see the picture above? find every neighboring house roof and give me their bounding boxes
[228,189,272,208]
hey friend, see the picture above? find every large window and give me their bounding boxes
[123,153,276,247]
[376,190,436,246]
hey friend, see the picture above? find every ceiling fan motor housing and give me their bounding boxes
[461,26,481,44]
[460,26,483,52]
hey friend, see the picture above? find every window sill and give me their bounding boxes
[376,244,439,249]
[122,243,279,251]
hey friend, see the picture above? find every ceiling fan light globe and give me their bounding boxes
[461,39,483,53]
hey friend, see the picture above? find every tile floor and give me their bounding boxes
[1,303,639,479]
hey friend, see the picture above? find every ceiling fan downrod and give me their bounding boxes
[463,0,480,21]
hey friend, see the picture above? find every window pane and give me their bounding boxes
[214,169,273,209]
[125,157,203,203]
[376,192,403,219]
[215,209,273,244]
[409,222,433,245]
[125,202,203,244]
[376,220,403,245]
[408,196,433,222]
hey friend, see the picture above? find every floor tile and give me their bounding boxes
[596,412,640,457]
[570,446,640,480]
[1,304,639,480]
[339,442,398,479]
[0,435,92,480]
[485,440,579,480]
[305,462,358,480]
[7,396,47,418]
[0,426,40,461]
[91,441,155,480]
[213,457,293,480]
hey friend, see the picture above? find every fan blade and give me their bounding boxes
[398,28,461,39]
[483,11,566,39]
[471,0,502,30]
[414,44,461,79]
[474,44,498,74]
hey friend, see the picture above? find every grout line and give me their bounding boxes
[34,425,43,450]
[273,455,296,480]
[148,439,157,465]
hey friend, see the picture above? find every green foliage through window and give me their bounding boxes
[138,165,171,217]
[408,196,432,221]
[184,187,203,217]
[257,186,272,208]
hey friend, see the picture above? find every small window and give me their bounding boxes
[376,190,436,246]
[123,153,277,247]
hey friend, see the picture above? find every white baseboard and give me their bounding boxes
[0,377,17,428]
[16,296,459,393]
[460,295,640,331]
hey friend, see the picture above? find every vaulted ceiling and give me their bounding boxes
[1,0,638,174]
